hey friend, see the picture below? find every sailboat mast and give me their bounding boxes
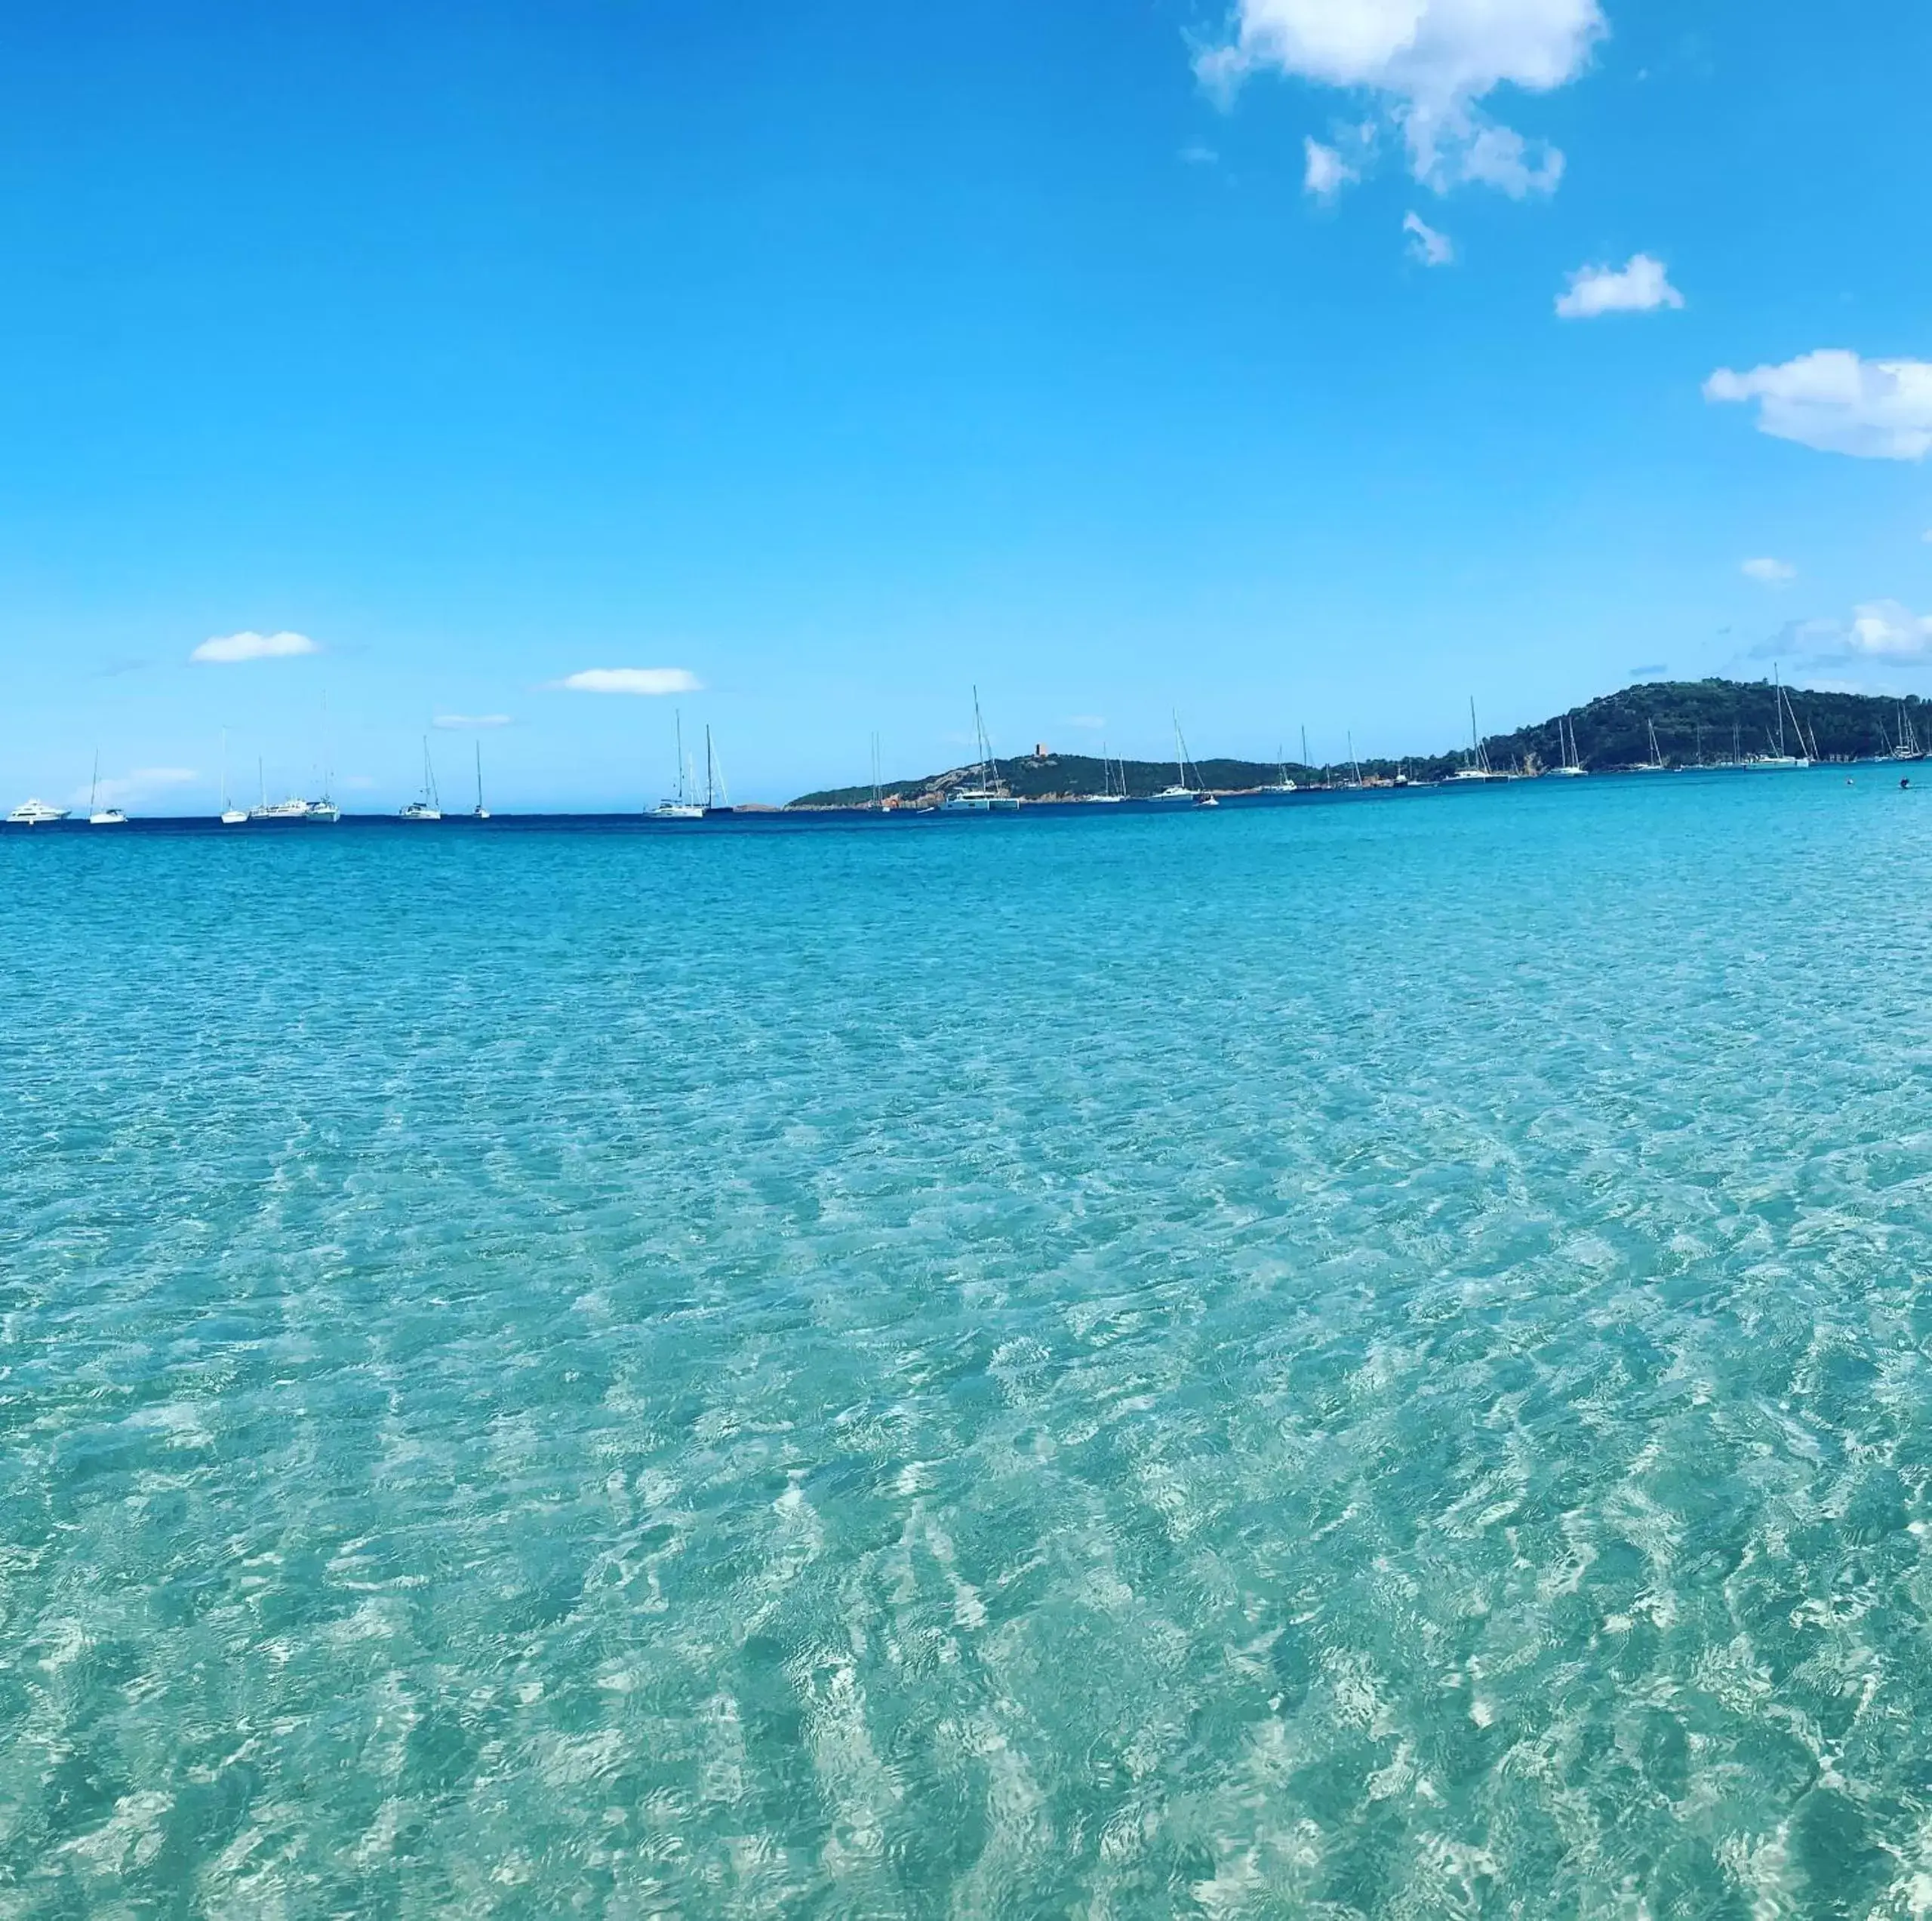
[89,751,99,815]
[705,726,715,811]
[475,741,484,812]
[1774,666,1786,757]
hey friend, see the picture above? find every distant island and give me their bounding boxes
[789,678,1924,807]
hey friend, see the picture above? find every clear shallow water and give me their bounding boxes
[5,777,1932,1919]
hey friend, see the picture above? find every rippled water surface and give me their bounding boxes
[6,779,1932,1918]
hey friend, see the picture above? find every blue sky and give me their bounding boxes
[3,0,1930,808]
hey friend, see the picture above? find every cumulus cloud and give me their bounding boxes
[1741,557,1795,586]
[433,713,513,729]
[552,668,702,696]
[191,630,320,664]
[1403,210,1455,266]
[1197,0,1601,196]
[1757,601,1932,666]
[1303,137,1357,199]
[1704,350,1932,461]
[1555,254,1681,318]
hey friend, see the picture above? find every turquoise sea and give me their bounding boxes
[5,774,1932,1919]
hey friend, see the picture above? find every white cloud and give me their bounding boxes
[1847,601,1932,657]
[1303,137,1357,199]
[1403,211,1454,266]
[1067,715,1107,730]
[1759,600,1932,666]
[1180,143,1220,165]
[1555,254,1682,318]
[433,713,513,729]
[1741,557,1795,586]
[1703,350,1932,462]
[552,668,702,696]
[191,629,319,664]
[1197,0,1601,196]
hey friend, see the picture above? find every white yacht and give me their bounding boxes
[400,738,444,820]
[8,798,69,825]
[87,752,129,824]
[943,689,1020,810]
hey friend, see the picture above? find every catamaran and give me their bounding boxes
[1449,699,1510,781]
[7,798,69,825]
[650,712,703,818]
[943,689,1020,810]
[88,752,128,824]
[400,738,443,819]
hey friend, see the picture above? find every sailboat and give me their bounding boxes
[1632,718,1670,772]
[305,693,340,819]
[1149,714,1212,804]
[1888,702,1924,762]
[400,738,443,819]
[1074,741,1126,803]
[1749,667,1811,769]
[702,727,734,816]
[943,689,1020,810]
[1262,743,1298,795]
[88,751,128,824]
[472,742,491,819]
[219,731,248,824]
[1546,714,1588,776]
[1449,699,1510,781]
[650,712,703,818]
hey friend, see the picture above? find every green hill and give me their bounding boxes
[788,678,1924,806]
